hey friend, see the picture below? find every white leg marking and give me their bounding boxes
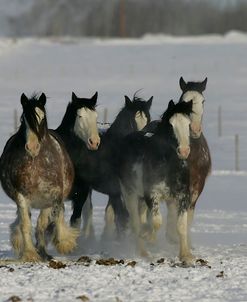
[102,202,116,239]
[17,194,41,262]
[177,211,195,265]
[82,193,94,239]
[53,207,79,254]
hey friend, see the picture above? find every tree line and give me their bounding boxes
[9,0,247,37]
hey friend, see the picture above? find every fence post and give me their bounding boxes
[218,105,222,137]
[119,0,126,37]
[235,134,239,171]
[103,108,108,125]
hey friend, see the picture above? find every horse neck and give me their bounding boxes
[154,121,175,143]
[56,104,75,135]
[105,109,137,138]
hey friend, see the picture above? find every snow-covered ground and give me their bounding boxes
[0,33,247,301]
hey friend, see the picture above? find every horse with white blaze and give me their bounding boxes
[118,100,194,264]
[0,93,78,262]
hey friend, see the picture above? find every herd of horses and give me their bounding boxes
[0,77,211,265]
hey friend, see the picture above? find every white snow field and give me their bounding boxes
[0,33,247,301]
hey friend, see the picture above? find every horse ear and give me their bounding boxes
[91,91,98,106]
[124,95,132,107]
[146,96,153,110]
[72,92,77,103]
[39,93,46,106]
[200,77,207,91]
[168,99,175,110]
[179,76,187,91]
[21,93,29,106]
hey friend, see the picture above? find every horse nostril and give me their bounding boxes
[88,138,93,145]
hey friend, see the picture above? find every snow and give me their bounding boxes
[0,33,247,301]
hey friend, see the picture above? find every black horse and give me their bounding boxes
[142,77,211,247]
[118,100,194,264]
[82,94,153,238]
[0,93,77,262]
[56,93,152,238]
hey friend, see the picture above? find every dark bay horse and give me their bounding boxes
[166,77,211,245]
[0,93,78,262]
[119,100,194,264]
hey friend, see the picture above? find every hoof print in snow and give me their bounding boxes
[216,271,225,278]
[7,296,22,302]
[48,260,66,269]
[96,258,125,266]
[126,261,137,267]
[0,265,14,272]
[77,256,92,265]
[157,258,165,264]
[76,295,90,301]
[196,259,211,268]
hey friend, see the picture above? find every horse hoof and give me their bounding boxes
[21,250,42,262]
[180,254,196,266]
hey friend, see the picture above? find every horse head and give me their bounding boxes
[124,94,153,131]
[162,100,193,159]
[21,93,47,157]
[72,92,100,150]
[179,76,207,138]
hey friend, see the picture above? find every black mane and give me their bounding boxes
[20,93,47,141]
[56,93,97,134]
[105,95,152,138]
[156,100,193,135]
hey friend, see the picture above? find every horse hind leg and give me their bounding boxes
[166,202,179,244]
[120,185,148,257]
[81,191,95,239]
[35,208,53,260]
[102,200,116,240]
[16,194,41,262]
[52,203,79,254]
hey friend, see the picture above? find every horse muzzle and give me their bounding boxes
[87,136,100,151]
[25,142,41,158]
[190,123,202,139]
[177,146,190,159]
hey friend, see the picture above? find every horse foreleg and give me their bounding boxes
[17,194,41,262]
[81,190,95,239]
[144,195,162,243]
[35,208,53,260]
[10,211,23,257]
[166,202,179,244]
[177,209,195,265]
[52,203,79,254]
